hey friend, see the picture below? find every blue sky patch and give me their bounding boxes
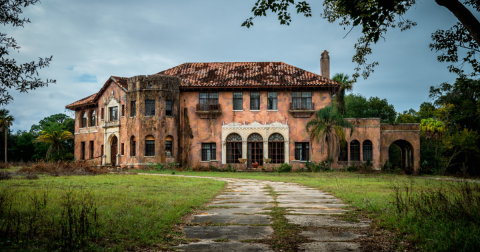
[78,74,97,83]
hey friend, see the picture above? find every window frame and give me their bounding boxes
[81,141,86,160]
[199,92,219,111]
[292,91,312,110]
[350,140,360,161]
[89,110,96,127]
[233,92,243,110]
[130,136,136,157]
[145,100,155,116]
[201,143,216,161]
[267,92,278,110]
[268,133,284,164]
[89,141,94,159]
[166,100,172,116]
[81,112,87,128]
[295,142,310,161]
[226,133,242,164]
[145,139,155,156]
[109,106,118,121]
[101,108,105,120]
[250,92,260,110]
[130,101,136,117]
[363,140,373,161]
[165,137,173,157]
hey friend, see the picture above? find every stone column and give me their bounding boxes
[222,140,226,164]
[263,140,268,159]
[242,141,247,159]
[284,140,290,163]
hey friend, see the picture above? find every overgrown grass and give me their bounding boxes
[0,174,224,251]
[138,170,480,251]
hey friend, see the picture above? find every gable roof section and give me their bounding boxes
[65,76,127,110]
[156,62,339,88]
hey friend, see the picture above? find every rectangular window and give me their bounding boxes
[89,141,94,159]
[130,101,136,117]
[292,92,312,110]
[145,140,155,156]
[121,143,124,155]
[101,145,104,156]
[81,142,86,160]
[233,92,243,110]
[109,107,118,121]
[295,142,310,161]
[122,105,125,116]
[199,93,219,111]
[250,92,260,110]
[166,100,172,116]
[101,108,105,120]
[165,140,172,157]
[268,92,277,110]
[145,100,155,116]
[201,143,216,161]
[131,140,136,156]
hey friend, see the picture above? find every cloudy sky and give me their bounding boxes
[4,0,476,131]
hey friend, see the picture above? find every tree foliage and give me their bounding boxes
[331,73,352,115]
[344,93,396,123]
[243,0,480,80]
[0,0,55,106]
[34,122,74,159]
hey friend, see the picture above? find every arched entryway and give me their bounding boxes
[111,136,118,166]
[389,140,414,174]
[247,133,263,167]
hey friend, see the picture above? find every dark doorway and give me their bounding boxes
[111,136,118,166]
[247,133,263,167]
[389,140,414,174]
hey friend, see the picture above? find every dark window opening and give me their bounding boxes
[101,145,104,157]
[90,111,96,127]
[233,92,243,110]
[338,140,348,161]
[199,93,219,110]
[166,136,173,157]
[81,142,86,160]
[109,107,118,121]
[145,138,155,156]
[268,92,277,110]
[268,133,284,164]
[166,100,172,116]
[101,108,105,120]
[148,82,153,89]
[226,133,242,163]
[295,142,309,161]
[131,101,136,117]
[121,105,125,116]
[202,143,216,161]
[121,143,124,155]
[350,140,360,161]
[247,133,263,166]
[130,136,136,156]
[89,141,94,159]
[250,92,260,110]
[363,140,373,161]
[145,100,155,116]
[81,112,87,128]
[292,92,312,110]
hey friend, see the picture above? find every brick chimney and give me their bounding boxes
[321,50,330,79]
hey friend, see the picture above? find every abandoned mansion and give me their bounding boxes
[66,51,420,172]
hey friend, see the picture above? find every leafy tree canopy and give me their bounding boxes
[30,113,74,134]
[0,0,55,106]
[344,94,396,123]
[243,0,480,80]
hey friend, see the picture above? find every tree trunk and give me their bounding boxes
[435,0,480,47]
[4,128,7,164]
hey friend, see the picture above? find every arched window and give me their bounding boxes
[338,140,348,161]
[226,133,242,163]
[247,133,263,166]
[81,112,87,128]
[268,133,284,164]
[363,140,373,161]
[350,140,360,161]
[90,110,96,127]
[145,135,155,156]
[166,136,173,157]
[130,136,136,156]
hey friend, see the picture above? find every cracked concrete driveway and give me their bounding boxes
[143,174,370,251]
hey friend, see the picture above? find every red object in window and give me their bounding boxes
[101,108,105,119]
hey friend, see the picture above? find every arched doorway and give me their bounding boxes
[247,133,263,167]
[226,133,242,164]
[389,140,414,174]
[268,133,284,164]
[111,136,118,166]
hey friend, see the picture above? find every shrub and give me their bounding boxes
[25,173,39,180]
[227,164,236,172]
[0,171,11,180]
[277,163,292,173]
[18,160,107,176]
[345,165,358,172]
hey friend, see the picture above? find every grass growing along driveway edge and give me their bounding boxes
[0,173,225,251]
[138,170,480,252]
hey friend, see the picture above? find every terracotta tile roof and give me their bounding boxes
[65,76,127,110]
[156,62,339,88]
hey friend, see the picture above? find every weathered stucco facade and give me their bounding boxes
[66,52,420,172]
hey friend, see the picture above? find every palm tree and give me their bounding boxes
[332,73,353,115]
[305,106,354,161]
[0,109,14,164]
[34,122,74,159]
[420,118,445,159]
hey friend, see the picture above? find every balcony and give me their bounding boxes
[289,102,315,118]
[196,103,222,119]
[103,120,120,128]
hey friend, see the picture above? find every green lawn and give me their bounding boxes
[0,173,225,251]
[138,170,480,251]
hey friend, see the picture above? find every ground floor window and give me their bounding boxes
[295,142,309,161]
[89,141,94,159]
[166,136,173,157]
[350,140,360,161]
[268,133,284,164]
[363,140,373,161]
[145,135,155,156]
[202,143,216,161]
[338,140,348,161]
[226,133,242,163]
[81,142,85,160]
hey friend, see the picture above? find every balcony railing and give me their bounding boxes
[289,102,315,111]
[196,103,221,112]
[104,120,120,128]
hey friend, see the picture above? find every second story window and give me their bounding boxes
[121,105,125,116]
[90,110,96,127]
[101,108,104,120]
[81,112,87,128]
[233,92,243,110]
[199,93,218,110]
[166,100,172,116]
[109,107,118,121]
[145,100,155,116]
[148,82,153,89]
[268,92,277,110]
[292,92,312,110]
[250,92,260,110]
[130,101,136,117]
